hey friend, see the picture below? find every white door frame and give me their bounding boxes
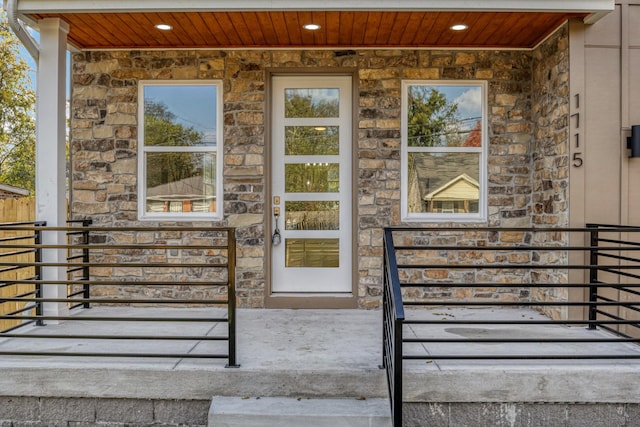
[268,74,355,301]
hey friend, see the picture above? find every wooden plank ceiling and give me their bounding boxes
[28,11,587,50]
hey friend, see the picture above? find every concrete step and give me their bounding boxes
[209,396,392,427]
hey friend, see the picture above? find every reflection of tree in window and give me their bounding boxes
[284,91,339,118]
[144,101,205,188]
[285,126,339,156]
[407,87,460,147]
[285,164,339,193]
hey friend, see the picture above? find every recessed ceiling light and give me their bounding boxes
[303,23,321,31]
[155,24,173,31]
[450,24,468,31]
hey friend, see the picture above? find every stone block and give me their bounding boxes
[40,398,96,422]
[75,86,109,99]
[626,404,640,425]
[95,398,154,423]
[402,68,440,79]
[12,423,61,427]
[567,404,625,427]
[404,403,448,427]
[514,403,567,426]
[455,52,476,65]
[449,403,506,427]
[0,397,39,421]
[93,125,114,138]
[153,399,209,424]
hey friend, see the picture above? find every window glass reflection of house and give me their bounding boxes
[407,153,480,214]
[146,176,216,213]
[424,173,479,213]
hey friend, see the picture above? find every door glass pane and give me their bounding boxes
[285,88,339,118]
[285,238,339,267]
[285,163,339,193]
[285,201,339,230]
[285,126,339,155]
[407,152,480,214]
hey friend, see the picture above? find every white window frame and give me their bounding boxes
[401,80,488,222]
[137,80,223,221]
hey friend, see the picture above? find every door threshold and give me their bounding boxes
[265,293,358,309]
[271,292,353,297]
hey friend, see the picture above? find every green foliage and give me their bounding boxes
[143,100,204,147]
[407,86,459,147]
[0,11,35,194]
[285,126,339,156]
[284,92,338,118]
[143,100,209,189]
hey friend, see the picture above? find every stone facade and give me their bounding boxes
[70,25,570,308]
[531,25,571,315]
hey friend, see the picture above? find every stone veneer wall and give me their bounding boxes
[70,33,570,308]
[530,24,571,316]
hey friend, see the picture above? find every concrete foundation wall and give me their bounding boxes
[404,402,640,427]
[0,397,209,427]
[2,397,639,426]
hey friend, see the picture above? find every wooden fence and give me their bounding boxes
[0,198,36,331]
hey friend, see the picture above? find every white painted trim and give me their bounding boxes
[36,17,69,322]
[6,0,39,60]
[15,0,614,16]
[0,184,30,196]
[400,80,488,223]
[137,80,224,222]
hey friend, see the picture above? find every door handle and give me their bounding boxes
[272,208,282,246]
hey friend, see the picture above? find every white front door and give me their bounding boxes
[271,75,352,293]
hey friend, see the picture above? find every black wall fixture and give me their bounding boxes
[627,125,640,158]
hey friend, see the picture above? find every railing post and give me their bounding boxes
[393,316,403,427]
[383,228,405,427]
[588,224,599,330]
[34,221,45,326]
[381,272,388,370]
[226,228,240,368]
[81,219,92,308]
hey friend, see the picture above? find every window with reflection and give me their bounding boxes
[138,82,222,219]
[402,81,487,221]
[284,88,339,118]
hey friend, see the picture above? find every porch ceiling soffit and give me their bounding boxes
[14,0,614,50]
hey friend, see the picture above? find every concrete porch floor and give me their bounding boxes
[0,307,639,404]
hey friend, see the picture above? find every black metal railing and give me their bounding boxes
[382,225,640,427]
[381,228,404,427]
[66,219,92,309]
[0,223,238,367]
[0,221,45,332]
[587,223,640,337]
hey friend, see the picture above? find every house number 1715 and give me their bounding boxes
[572,94,583,168]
